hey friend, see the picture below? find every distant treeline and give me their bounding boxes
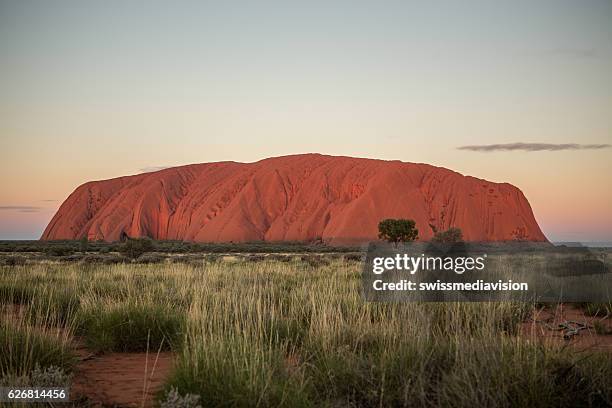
[0,239,360,254]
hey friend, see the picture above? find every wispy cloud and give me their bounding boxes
[39,199,57,202]
[458,143,611,153]
[547,47,599,59]
[0,206,42,213]
[139,166,169,173]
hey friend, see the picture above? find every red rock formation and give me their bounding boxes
[41,154,547,244]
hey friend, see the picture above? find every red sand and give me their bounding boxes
[522,305,612,352]
[72,352,174,407]
[42,154,547,244]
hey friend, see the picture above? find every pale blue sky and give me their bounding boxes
[1,1,611,241]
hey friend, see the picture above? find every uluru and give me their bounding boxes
[41,154,547,244]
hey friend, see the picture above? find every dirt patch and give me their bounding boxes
[522,304,612,352]
[71,352,174,407]
[2,304,175,406]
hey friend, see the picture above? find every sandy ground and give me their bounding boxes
[71,350,174,407]
[521,304,612,352]
[1,304,174,407]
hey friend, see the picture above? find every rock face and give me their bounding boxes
[41,154,547,244]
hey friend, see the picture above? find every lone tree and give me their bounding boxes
[431,227,463,243]
[79,236,89,253]
[119,237,154,259]
[378,219,419,244]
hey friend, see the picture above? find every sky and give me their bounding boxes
[0,0,611,242]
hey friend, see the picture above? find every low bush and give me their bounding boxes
[1,256,27,266]
[300,255,330,268]
[246,254,265,263]
[268,254,292,263]
[104,254,129,265]
[59,254,83,262]
[342,253,362,262]
[159,388,202,408]
[0,364,72,388]
[30,365,71,387]
[136,253,166,264]
[44,246,75,257]
[119,238,155,259]
[431,227,464,243]
[203,254,220,263]
[81,303,185,352]
[81,254,106,263]
[79,253,128,264]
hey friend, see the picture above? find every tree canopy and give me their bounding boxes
[378,219,419,244]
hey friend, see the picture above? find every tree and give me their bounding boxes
[431,227,463,243]
[79,236,89,253]
[119,237,154,259]
[378,219,419,244]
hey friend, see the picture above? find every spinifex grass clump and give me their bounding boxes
[1,255,612,407]
[580,302,612,317]
[0,323,75,380]
[81,302,185,352]
[168,336,309,408]
[0,281,37,305]
[25,288,81,328]
[162,260,612,407]
[0,266,81,330]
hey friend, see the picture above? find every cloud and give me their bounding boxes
[0,206,42,213]
[139,166,169,173]
[39,199,57,202]
[457,143,611,153]
[547,47,599,59]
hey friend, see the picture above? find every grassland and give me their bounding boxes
[1,252,611,407]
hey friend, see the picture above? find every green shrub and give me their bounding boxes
[1,256,27,266]
[378,219,419,244]
[119,238,155,259]
[246,254,265,263]
[159,387,202,408]
[431,227,464,243]
[103,254,129,265]
[44,246,74,257]
[80,254,105,263]
[136,253,166,264]
[78,237,89,253]
[343,253,362,262]
[30,364,72,387]
[59,254,83,262]
[81,303,184,352]
[299,255,329,268]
